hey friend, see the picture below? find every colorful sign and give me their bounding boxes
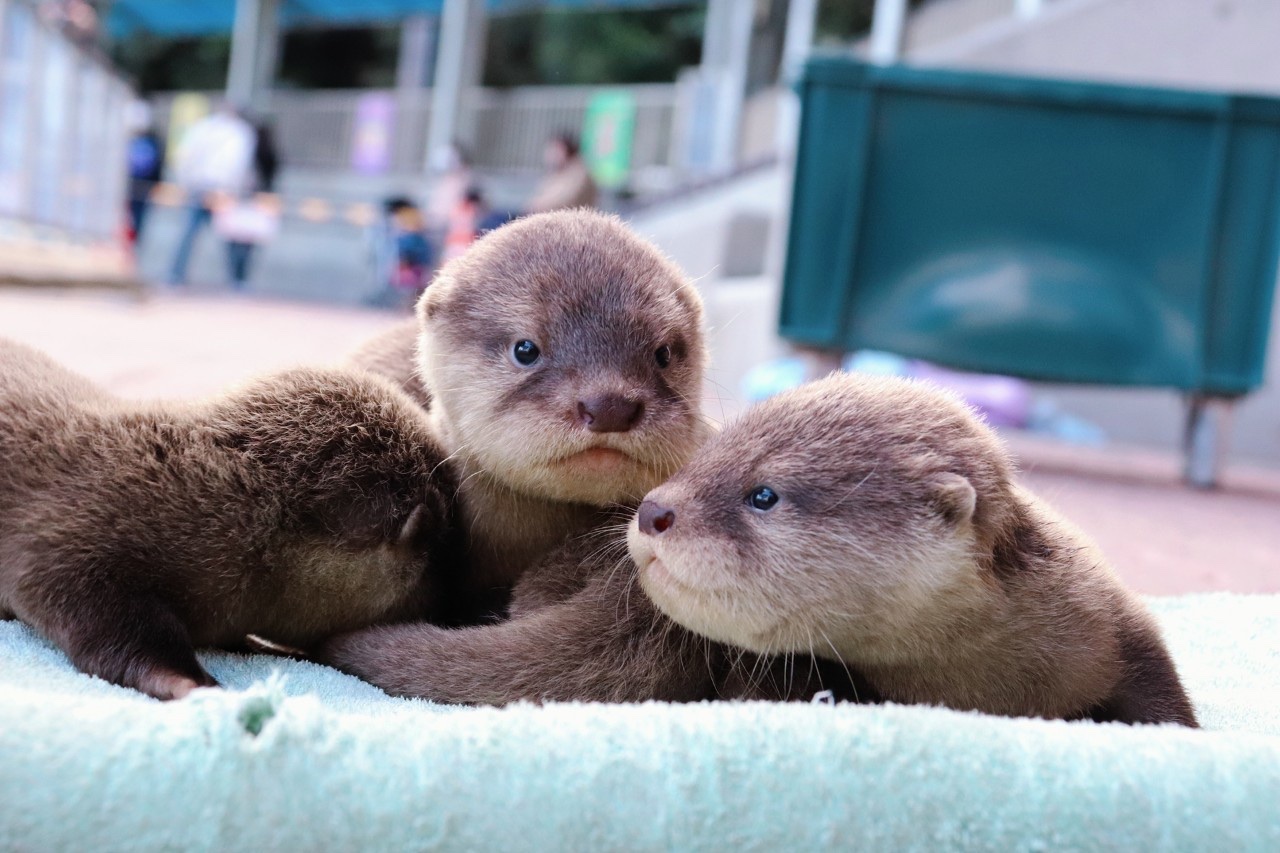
[352,93,396,175]
[583,90,636,190]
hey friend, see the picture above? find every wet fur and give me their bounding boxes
[346,210,710,607]
[0,339,460,700]
[629,373,1198,726]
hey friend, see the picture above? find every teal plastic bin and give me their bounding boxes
[780,59,1280,482]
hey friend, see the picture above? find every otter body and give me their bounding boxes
[631,373,1198,726]
[324,373,1195,727]
[346,210,710,608]
[0,339,458,700]
[319,521,871,705]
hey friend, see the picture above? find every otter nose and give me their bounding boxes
[577,394,644,433]
[638,500,675,536]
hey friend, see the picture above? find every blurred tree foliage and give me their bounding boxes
[483,6,704,87]
[107,0,886,93]
[816,0,923,45]
[109,33,232,92]
[109,26,400,92]
[276,27,400,88]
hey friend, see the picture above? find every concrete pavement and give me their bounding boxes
[1,287,1274,597]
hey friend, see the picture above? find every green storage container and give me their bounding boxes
[781,58,1280,399]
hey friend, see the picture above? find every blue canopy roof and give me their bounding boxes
[108,0,699,38]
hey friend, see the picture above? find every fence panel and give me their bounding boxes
[155,84,678,178]
[0,0,131,240]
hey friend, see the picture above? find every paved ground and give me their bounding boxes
[1,287,1275,596]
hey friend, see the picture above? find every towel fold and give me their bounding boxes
[1,593,1276,851]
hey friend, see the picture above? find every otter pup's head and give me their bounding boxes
[627,372,1017,663]
[219,368,470,621]
[417,209,709,506]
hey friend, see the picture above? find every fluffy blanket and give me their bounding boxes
[1,593,1277,851]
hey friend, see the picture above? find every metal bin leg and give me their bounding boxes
[1182,395,1235,489]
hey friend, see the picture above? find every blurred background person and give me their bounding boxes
[368,197,434,310]
[425,142,474,267]
[526,131,598,213]
[216,121,282,289]
[442,186,489,265]
[166,102,254,286]
[124,103,164,250]
[390,199,432,298]
[470,131,599,235]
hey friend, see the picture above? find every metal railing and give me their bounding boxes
[0,0,133,241]
[152,83,679,177]
[467,84,677,172]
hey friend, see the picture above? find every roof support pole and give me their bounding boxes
[398,14,435,174]
[396,13,434,90]
[869,0,907,64]
[425,0,486,173]
[776,0,817,153]
[226,0,279,111]
[700,0,754,175]
[252,0,280,110]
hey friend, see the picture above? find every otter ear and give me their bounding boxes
[396,503,428,548]
[929,473,976,527]
[417,273,455,323]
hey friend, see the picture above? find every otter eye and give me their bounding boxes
[654,345,672,369]
[512,339,541,366]
[748,486,779,512]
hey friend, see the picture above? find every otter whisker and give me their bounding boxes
[819,629,859,705]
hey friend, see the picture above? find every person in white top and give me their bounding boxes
[166,103,254,285]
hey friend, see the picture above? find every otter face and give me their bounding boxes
[627,373,1013,664]
[417,210,709,506]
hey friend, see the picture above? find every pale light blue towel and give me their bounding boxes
[1,593,1277,851]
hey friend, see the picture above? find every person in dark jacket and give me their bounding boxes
[125,127,164,246]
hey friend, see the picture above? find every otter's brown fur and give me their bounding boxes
[323,373,1194,726]
[0,339,459,700]
[630,373,1198,726]
[319,519,873,705]
[346,210,710,611]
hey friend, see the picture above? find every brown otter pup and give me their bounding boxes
[322,373,1195,727]
[318,517,872,705]
[0,339,459,700]
[631,373,1198,726]
[345,209,710,615]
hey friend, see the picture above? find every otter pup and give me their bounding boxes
[630,373,1198,726]
[318,517,872,705]
[345,210,710,612]
[322,373,1195,727]
[0,339,458,700]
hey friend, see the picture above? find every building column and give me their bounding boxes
[425,0,486,173]
[396,14,435,172]
[775,0,817,153]
[869,0,908,64]
[766,0,819,284]
[700,0,754,175]
[396,13,435,90]
[226,0,280,110]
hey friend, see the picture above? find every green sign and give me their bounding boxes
[583,90,636,191]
